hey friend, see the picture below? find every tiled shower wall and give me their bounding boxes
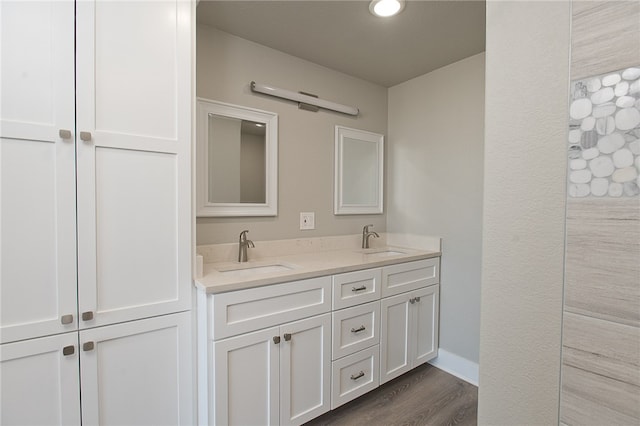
[560,2,640,424]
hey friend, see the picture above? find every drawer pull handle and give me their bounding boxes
[350,371,365,380]
[62,345,75,356]
[352,285,367,292]
[60,314,73,325]
[82,342,94,352]
[351,325,366,333]
[273,336,281,344]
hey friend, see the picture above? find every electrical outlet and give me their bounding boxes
[300,212,315,230]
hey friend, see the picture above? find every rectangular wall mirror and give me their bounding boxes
[334,125,384,215]
[196,98,278,217]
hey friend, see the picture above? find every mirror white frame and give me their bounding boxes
[196,98,278,217]
[334,125,384,215]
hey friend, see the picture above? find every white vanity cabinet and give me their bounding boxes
[380,259,440,384]
[1,1,194,424]
[205,277,332,426]
[200,257,440,425]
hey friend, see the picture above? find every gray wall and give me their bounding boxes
[478,1,570,423]
[387,53,485,365]
[196,25,388,244]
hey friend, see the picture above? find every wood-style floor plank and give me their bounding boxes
[305,363,477,426]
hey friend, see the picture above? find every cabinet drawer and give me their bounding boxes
[332,268,381,310]
[381,258,439,298]
[332,301,380,360]
[209,276,332,340]
[331,345,379,409]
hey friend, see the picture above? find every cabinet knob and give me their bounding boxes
[79,131,92,142]
[350,325,366,333]
[59,129,72,139]
[283,333,292,342]
[409,298,416,304]
[350,371,365,381]
[415,296,421,303]
[82,311,94,321]
[273,336,281,344]
[60,314,74,325]
[83,342,95,352]
[62,345,75,356]
[352,285,367,292]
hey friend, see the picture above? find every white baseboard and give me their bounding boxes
[429,349,479,386]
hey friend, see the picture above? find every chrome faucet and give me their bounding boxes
[238,230,255,262]
[362,224,380,249]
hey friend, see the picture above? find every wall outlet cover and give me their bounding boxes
[300,212,315,230]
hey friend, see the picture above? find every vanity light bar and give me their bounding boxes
[250,81,359,116]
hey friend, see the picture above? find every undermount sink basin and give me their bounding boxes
[360,249,407,258]
[218,263,295,277]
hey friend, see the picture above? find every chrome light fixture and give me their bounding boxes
[250,81,359,116]
[369,0,405,17]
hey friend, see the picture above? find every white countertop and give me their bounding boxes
[195,246,441,294]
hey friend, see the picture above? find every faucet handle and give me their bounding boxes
[363,224,374,232]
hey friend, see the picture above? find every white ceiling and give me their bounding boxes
[196,0,486,88]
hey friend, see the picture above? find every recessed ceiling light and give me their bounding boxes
[369,0,405,18]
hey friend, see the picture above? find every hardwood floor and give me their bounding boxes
[306,364,478,426]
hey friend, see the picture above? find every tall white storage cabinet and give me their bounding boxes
[0,1,194,424]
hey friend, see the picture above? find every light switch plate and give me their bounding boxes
[300,212,315,230]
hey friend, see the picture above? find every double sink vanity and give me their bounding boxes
[195,98,441,425]
[195,234,441,425]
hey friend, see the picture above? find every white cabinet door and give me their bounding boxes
[0,0,77,343]
[75,0,193,329]
[280,313,331,426]
[380,286,440,384]
[211,314,331,426]
[79,312,193,426]
[0,332,81,426]
[213,326,280,426]
[380,292,412,384]
[412,285,439,366]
